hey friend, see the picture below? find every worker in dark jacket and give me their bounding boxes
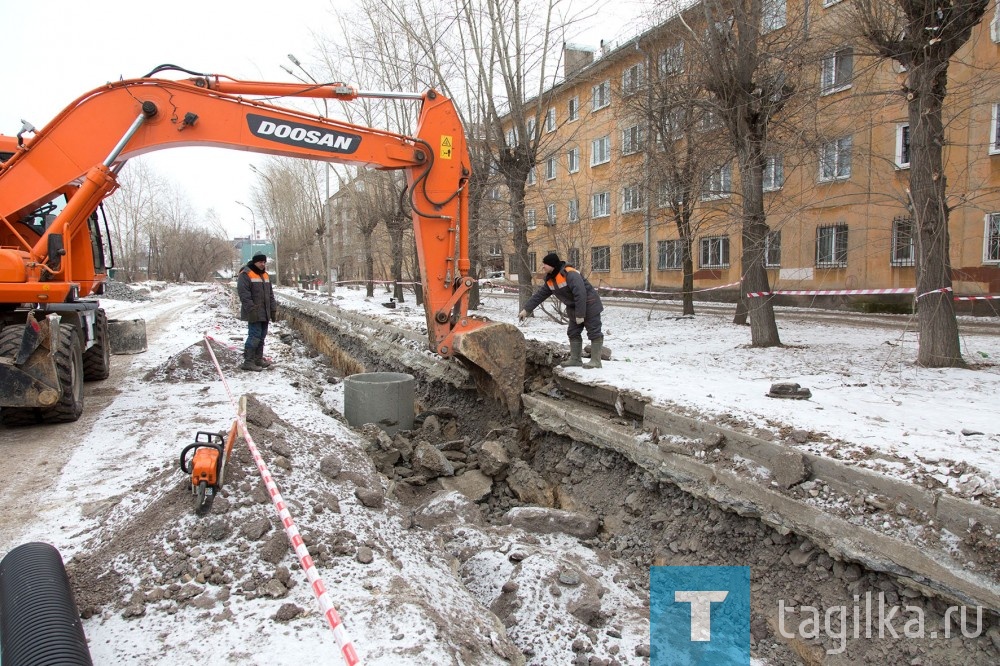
[518,252,605,368]
[237,253,278,371]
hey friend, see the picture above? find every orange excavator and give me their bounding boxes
[0,67,525,425]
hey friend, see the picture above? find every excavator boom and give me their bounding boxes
[0,72,524,419]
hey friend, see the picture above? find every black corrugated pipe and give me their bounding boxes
[0,542,93,665]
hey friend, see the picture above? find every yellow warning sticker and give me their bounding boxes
[440,135,453,160]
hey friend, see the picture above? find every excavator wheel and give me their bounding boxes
[82,308,110,381]
[0,326,36,427]
[0,324,84,426]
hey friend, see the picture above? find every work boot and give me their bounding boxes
[241,353,262,372]
[560,338,583,367]
[583,338,603,369]
[255,352,273,368]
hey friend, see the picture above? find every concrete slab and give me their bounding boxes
[523,394,1000,612]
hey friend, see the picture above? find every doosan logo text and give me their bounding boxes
[247,114,359,153]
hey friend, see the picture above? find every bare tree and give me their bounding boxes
[676,0,803,346]
[616,28,733,315]
[103,160,165,281]
[849,0,988,367]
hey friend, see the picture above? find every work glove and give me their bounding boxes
[518,309,528,322]
[576,317,585,325]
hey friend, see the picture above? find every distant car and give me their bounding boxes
[481,270,507,288]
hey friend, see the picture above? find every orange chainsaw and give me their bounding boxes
[179,423,238,514]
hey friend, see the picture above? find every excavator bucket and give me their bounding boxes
[107,319,147,354]
[454,322,526,415]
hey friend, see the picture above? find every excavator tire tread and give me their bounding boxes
[82,308,110,381]
[0,324,84,426]
[0,325,37,427]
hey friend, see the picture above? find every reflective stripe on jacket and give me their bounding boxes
[237,265,277,322]
[524,264,603,319]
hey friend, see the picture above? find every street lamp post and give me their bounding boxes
[235,200,269,283]
[249,165,282,287]
[286,53,334,298]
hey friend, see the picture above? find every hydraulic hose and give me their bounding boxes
[0,542,93,665]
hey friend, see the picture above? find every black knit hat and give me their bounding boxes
[542,252,561,268]
[251,253,267,263]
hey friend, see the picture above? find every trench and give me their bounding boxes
[281,296,1000,665]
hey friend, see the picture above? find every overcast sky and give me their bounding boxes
[0,0,644,239]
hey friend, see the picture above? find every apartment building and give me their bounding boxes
[500,1,1000,306]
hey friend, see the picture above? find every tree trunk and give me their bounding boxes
[681,249,694,316]
[740,151,780,346]
[363,232,375,297]
[388,217,405,303]
[909,65,963,367]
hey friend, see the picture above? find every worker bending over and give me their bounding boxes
[518,252,604,369]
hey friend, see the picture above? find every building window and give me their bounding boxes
[765,230,781,267]
[822,47,853,94]
[505,219,514,233]
[660,42,684,76]
[567,147,580,173]
[665,107,686,139]
[622,63,644,95]
[591,245,611,272]
[506,127,517,147]
[701,163,732,200]
[527,167,536,185]
[545,157,557,180]
[762,0,787,32]
[816,224,849,267]
[699,109,722,132]
[658,179,680,208]
[526,117,536,140]
[896,124,911,168]
[591,135,611,166]
[568,198,580,223]
[545,107,556,133]
[526,209,536,230]
[568,247,581,267]
[820,136,852,181]
[592,192,611,218]
[622,124,644,155]
[489,186,502,200]
[528,252,537,272]
[622,185,644,212]
[658,240,684,270]
[568,96,579,122]
[592,81,610,111]
[622,243,644,271]
[990,104,1000,155]
[891,217,915,267]
[546,203,557,226]
[488,243,502,257]
[699,236,730,268]
[986,213,1000,262]
[763,155,784,191]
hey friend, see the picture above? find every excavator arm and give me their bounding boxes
[0,73,524,412]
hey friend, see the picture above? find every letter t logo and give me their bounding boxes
[675,590,729,641]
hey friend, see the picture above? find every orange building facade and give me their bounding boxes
[500,2,1000,308]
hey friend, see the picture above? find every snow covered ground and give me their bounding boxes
[2,281,997,665]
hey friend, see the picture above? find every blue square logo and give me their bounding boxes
[650,566,750,665]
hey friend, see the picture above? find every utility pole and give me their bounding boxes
[286,53,334,297]
[249,165,282,286]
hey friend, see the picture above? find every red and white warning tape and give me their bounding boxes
[202,335,362,666]
[596,280,744,297]
[746,285,999,302]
